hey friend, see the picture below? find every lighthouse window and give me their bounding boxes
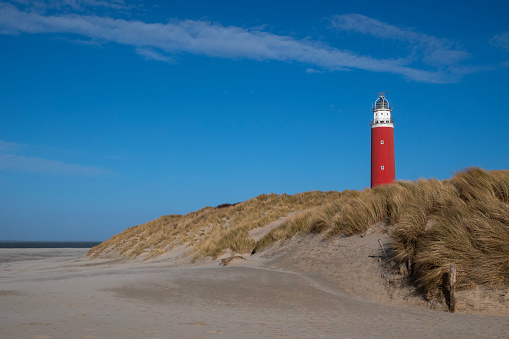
[380,140,384,144]
[381,166,385,170]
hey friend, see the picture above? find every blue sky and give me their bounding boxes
[0,0,508,241]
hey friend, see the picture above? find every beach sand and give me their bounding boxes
[1,247,508,339]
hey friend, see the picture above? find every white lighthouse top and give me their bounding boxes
[371,92,393,128]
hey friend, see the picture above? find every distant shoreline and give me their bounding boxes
[0,241,101,248]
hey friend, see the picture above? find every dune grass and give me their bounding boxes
[87,190,341,259]
[392,168,509,297]
[253,168,509,298]
[88,167,509,298]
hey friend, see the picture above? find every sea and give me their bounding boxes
[0,241,101,248]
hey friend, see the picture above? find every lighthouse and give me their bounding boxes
[371,92,395,188]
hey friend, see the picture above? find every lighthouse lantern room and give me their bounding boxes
[371,92,395,188]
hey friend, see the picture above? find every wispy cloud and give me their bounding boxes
[306,68,325,74]
[330,14,469,67]
[0,139,107,176]
[0,140,22,152]
[7,0,127,12]
[135,47,175,63]
[491,32,509,51]
[66,37,102,46]
[0,153,106,175]
[0,3,472,83]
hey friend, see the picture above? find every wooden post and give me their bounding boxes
[449,265,457,313]
[378,239,387,258]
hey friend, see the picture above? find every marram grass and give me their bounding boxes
[88,190,341,260]
[88,167,509,298]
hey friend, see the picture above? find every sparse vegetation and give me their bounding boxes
[88,167,509,300]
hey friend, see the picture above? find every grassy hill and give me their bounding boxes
[88,167,509,299]
[88,190,341,259]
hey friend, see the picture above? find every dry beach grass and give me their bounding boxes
[88,190,341,259]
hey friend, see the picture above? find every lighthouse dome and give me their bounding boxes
[374,96,390,110]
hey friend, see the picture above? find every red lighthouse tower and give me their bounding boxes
[371,92,395,188]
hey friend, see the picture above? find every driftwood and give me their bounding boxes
[220,255,246,266]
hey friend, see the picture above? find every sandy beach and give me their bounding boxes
[1,247,508,339]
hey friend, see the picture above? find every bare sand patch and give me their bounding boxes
[248,212,299,241]
[1,248,508,338]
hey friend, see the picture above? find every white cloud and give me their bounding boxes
[68,37,102,46]
[0,139,107,176]
[0,140,22,152]
[0,4,470,83]
[0,153,106,175]
[491,32,509,51]
[7,0,127,12]
[306,68,325,74]
[331,14,469,67]
[135,47,175,63]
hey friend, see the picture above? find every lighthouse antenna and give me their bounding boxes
[374,91,389,97]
